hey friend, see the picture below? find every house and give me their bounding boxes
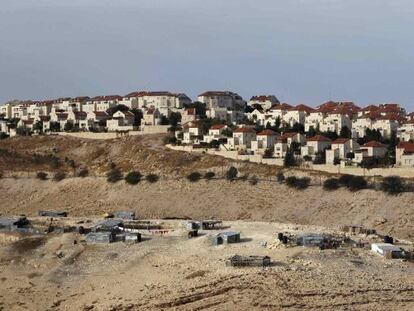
[283,104,314,126]
[119,91,146,109]
[86,111,110,130]
[136,91,191,110]
[395,141,414,167]
[354,141,387,164]
[248,95,279,110]
[267,103,292,123]
[227,126,256,150]
[86,95,122,112]
[301,135,331,159]
[325,138,360,164]
[226,255,271,267]
[141,107,161,126]
[274,132,305,158]
[181,107,198,125]
[0,103,13,119]
[182,122,204,144]
[67,110,88,129]
[246,108,266,126]
[203,124,228,144]
[372,115,401,138]
[352,113,377,138]
[17,118,35,131]
[198,91,245,110]
[320,111,352,135]
[397,120,414,142]
[304,106,332,133]
[251,129,279,154]
[106,110,135,131]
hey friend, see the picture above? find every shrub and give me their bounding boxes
[249,175,259,185]
[78,168,89,178]
[163,135,177,145]
[204,171,215,180]
[284,150,296,167]
[285,176,310,190]
[146,174,159,183]
[36,172,48,180]
[106,169,123,183]
[276,172,285,183]
[226,166,238,181]
[187,172,202,182]
[333,158,341,165]
[323,178,340,191]
[347,176,367,191]
[125,171,142,185]
[53,171,66,182]
[381,176,405,195]
[209,140,220,149]
[338,174,353,187]
[263,148,273,159]
[303,155,312,162]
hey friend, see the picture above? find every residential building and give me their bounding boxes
[248,95,279,110]
[106,111,135,131]
[86,95,122,112]
[251,129,279,154]
[141,108,161,126]
[354,141,387,163]
[274,132,305,158]
[182,122,204,144]
[181,107,198,125]
[137,91,191,110]
[397,120,414,142]
[325,138,360,164]
[396,142,414,167]
[301,135,331,158]
[283,104,314,126]
[203,124,228,144]
[197,91,245,110]
[227,127,256,150]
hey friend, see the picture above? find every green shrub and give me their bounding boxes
[249,175,259,185]
[146,174,159,183]
[285,176,298,188]
[226,166,238,181]
[204,171,215,180]
[106,169,123,183]
[78,168,89,178]
[36,172,48,180]
[187,172,202,182]
[163,135,177,145]
[285,176,310,190]
[347,176,367,191]
[338,174,353,187]
[276,172,285,183]
[53,171,66,182]
[381,176,405,195]
[125,171,142,185]
[323,178,340,190]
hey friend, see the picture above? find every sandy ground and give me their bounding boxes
[0,177,413,241]
[0,219,413,311]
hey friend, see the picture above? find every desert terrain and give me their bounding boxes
[1,135,414,310]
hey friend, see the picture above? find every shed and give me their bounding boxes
[226,255,271,267]
[0,217,30,231]
[124,232,142,243]
[93,219,123,233]
[371,243,403,258]
[296,234,331,247]
[200,220,223,230]
[85,232,115,243]
[114,211,136,220]
[209,231,241,245]
[186,221,201,230]
[38,210,68,218]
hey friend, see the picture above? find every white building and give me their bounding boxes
[283,104,314,126]
[227,127,256,150]
[248,95,279,110]
[354,141,387,163]
[397,120,414,142]
[251,129,279,154]
[396,142,414,167]
[198,91,245,110]
[136,91,191,110]
[301,135,331,158]
[203,124,227,144]
[274,132,305,158]
[106,110,135,131]
[325,138,360,164]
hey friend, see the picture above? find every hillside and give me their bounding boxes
[0,135,413,241]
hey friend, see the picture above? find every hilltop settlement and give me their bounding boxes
[1,91,414,168]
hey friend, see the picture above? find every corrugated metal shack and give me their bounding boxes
[200,220,223,230]
[209,231,241,245]
[226,255,271,267]
[93,219,123,233]
[0,217,30,232]
[85,232,115,243]
[114,211,136,220]
[296,233,340,249]
[38,211,68,217]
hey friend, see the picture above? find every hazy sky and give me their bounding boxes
[1,0,414,110]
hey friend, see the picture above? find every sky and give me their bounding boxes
[1,0,414,111]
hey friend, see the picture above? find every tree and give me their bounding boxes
[381,176,405,195]
[187,172,202,182]
[160,115,169,125]
[209,139,220,149]
[204,171,215,180]
[347,176,367,191]
[263,148,273,158]
[106,169,123,183]
[276,172,285,183]
[49,121,60,132]
[285,176,310,190]
[339,126,351,139]
[313,151,326,164]
[346,152,355,159]
[36,172,48,180]
[284,148,296,167]
[125,171,142,185]
[78,168,89,178]
[106,104,129,116]
[130,108,143,126]
[33,121,43,133]
[323,178,340,190]
[168,112,181,131]
[146,174,159,183]
[64,121,74,132]
[226,166,238,181]
[292,123,305,133]
[163,135,177,145]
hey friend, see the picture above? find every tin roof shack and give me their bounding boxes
[226,255,271,267]
[93,219,123,233]
[114,211,136,220]
[341,225,376,235]
[38,211,68,218]
[124,232,142,243]
[85,232,115,244]
[209,231,241,245]
[296,233,340,249]
[200,220,223,230]
[186,221,201,230]
[371,243,405,259]
[0,217,30,232]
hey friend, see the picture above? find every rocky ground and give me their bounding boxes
[0,219,413,311]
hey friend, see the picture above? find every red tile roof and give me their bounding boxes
[289,104,315,113]
[397,142,414,154]
[331,138,350,145]
[250,95,277,102]
[269,103,293,111]
[307,135,331,142]
[257,129,277,136]
[198,91,239,97]
[91,95,122,101]
[210,124,226,130]
[362,141,387,148]
[233,127,256,134]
